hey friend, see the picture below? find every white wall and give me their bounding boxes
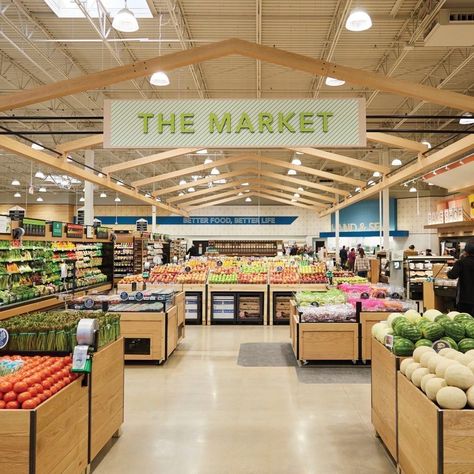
[157,205,331,245]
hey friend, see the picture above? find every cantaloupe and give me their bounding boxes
[466,386,474,408]
[425,377,447,401]
[428,354,442,374]
[436,386,467,409]
[444,364,474,390]
[420,351,437,368]
[400,357,415,375]
[423,309,443,322]
[413,346,434,363]
[421,373,437,392]
[405,362,421,380]
[435,358,459,378]
[412,367,430,387]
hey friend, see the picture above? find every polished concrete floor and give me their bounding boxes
[94,326,395,474]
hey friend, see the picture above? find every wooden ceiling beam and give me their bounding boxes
[167,179,245,203]
[134,154,251,187]
[103,147,201,174]
[181,188,247,207]
[246,167,349,196]
[0,136,188,216]
[55,135,104,154]
[253,192,317,210]
[320,134,474,217]
[288,147,390,174]
[186,192,256,210]
[253,187,326,208]
[366,132,429,153]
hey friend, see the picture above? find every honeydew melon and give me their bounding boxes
[425,377,447,401]
[400,357,414,375]
[404,309,422,323]
[412,367,430,387]
[435,358,460,378]
[448,311,460,319]
[436,386,467,409]
[405,362,421,380]
[387,312,404,328]
[428,354,442,374]
[466,386,474,408]
[420,351,437,368]
[421,373,437,392]
[444,364,474,390]
[413,346,435,363]
[423,309,443,322]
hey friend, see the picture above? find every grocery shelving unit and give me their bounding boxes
[133,236,148,274]
[206,240,281,257]
[170,238,187,261]
[182,283,206,325]
[114,234,134,279]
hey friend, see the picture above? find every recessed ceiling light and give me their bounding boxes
[112,5,139,32]
[460,113,474,125]
[149,71,170,86]
[36,196,44,202]
[421,140,432,149]
[14,192,21,198]
[325,77,345,87]
[114,196,121,202]
[11,179,20,186]
[297,187,304,192]
[35,171,46,179]
[288,169,297,175]
[179,179,187,186]
[245,197,252,202]
[204,158,213,165]
[196,149,208,154]
[31,143,44,150]
[346,10,372,31]
[373,171,381,177]
[100,192,107,198]
[38,187,47,193]
[409,186,417,193]
[391,158,402,166]
[210,167,220,175]
[291,158,302,166]
[187,187,195,192]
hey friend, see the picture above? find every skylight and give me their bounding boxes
[44,0,152,19]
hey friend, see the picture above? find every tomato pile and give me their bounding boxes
[0,355,78,409]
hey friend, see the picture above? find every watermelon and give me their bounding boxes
[392,317,409,331]
[435,314,450,323]
[458,338,474,353]
[454,313,474,324]
[398,323,422,342]
[417,319,431,329]
[440,336,458,351]
[422,322,444,341]
[445,321,466,342]
[393,319,411,336]
[465,322,474,339]
[415,339,433,348]
[393,338,415,356]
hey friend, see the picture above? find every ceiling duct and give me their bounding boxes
[424,9,474,46]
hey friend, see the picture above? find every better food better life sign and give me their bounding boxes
[104,98,366,148]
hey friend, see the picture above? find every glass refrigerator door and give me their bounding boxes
[211,294,236,323]
[185,292,202,325]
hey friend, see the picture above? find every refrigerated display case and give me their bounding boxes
[237,292,264,324]
[211,293,236,324]
[185,291,203,325]
[271,292,293,325]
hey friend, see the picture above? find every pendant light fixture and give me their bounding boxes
[196,149,208,154]
[204,157,213,165]
[35,170,46,179]
[187,187,195,193]
[460,113,474,125]
[114,196,121,202]
[297,187,304,192]
[345,10,372,31]
[38,187,47,193]
[14,192,21,198]
[373,171,381,177]
[210,167,220,175]
[11,179,20,186]
[409,186,417,193]
[100,192,107,198]
[421,140,432,149]
[79,196,85,202]
[391,158,402,166]
[288,169,297,175]
[150,15,169,86]
[245,197,252,203]
[325,77,345,87]
[36,196,44,202]
[291,157,302,166]
[112,1,139,33]
[31,143,44,151]
[179,179,187,186]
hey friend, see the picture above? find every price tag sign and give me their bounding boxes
[374,291,386,299]
[142,271,149,279]
[311,302,320,307]
[390,292,402,300]
[135,291,144,301]
[120,291,129,301]
[84,298,95,309]
[0,328,9,349]
[360,292,370,300]
[276,266,283,273]
[185,266,191,273]
[216,260,223,267]
[384,334,394,350]
[432,339,451,352]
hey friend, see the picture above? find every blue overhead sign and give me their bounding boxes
[96,216,298,225]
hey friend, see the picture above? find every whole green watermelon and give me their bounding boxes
[398,323,422,342]
[422,322,444,341]
[465,322,474,339]
[454,313,474,324]
[392,317,410,334]
[458,338,474,353]
[435,314,450,323]
[417,319,431,329]
[415,339,433,348]
[445,321,466,342]
[440,336,458,351]
[393,338,415,356]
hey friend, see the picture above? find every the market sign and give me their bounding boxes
[96,216,298,225]
[104,98,366,148]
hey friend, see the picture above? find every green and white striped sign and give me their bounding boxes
[104,98,366,148]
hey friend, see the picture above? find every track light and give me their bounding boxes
[373,171,381,177]
[421,140,432,149]
[460,113,474,125]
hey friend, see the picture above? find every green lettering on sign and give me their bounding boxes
[317,112,333,133]
[138,113,154,133]
[277,112,296,133]
[209,113,232,133]
[157,113,176,133]
[235,113,255,133]
[299,112,314,133]
[258,113,274,133]
[180,113,195,133]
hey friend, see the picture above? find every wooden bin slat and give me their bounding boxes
[0,411,30,473]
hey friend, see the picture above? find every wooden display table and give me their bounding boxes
[398,372,474,474]
[182,284,207,325]
[360,311,391,362]
[371,338,405,462]
[208,284,268,325]
[119,291,185,363]
[0,377,89,474]
[290,302,358,363]
[268,284,326,326]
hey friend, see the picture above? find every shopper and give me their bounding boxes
[348,248,356,271]
[187,243,199,257]
[339,245,348,268]
[289,244,298,256]
[404,244,418,257]
[425,249,433,256]
[318,246,327,261]
[447,240,474,315]
[354,248,370,278]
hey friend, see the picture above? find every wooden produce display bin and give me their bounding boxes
[182,284,206,325]
[0,378,89,474]
[397,372,474,474]
[360,311,391,362]
[90,337,124,461]
[290,302,358,363]
[371,338,404,462]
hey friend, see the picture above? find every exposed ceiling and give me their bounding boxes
[0,0,472,208]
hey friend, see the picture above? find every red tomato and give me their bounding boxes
[46,377,54,386]
[0,400,5,409]
[41,380,51,390]
[64,356,72,364]
[37,393,47,403]
[33,383,43,394]
[63,377,71,385]
[43,389,52,399]
[30,374,41,385]
[0,381,12,393]
[3,391,17,402]
[56,381,65,390]
[17,392,32,404]
[28,386,38,397]
[22,399,37,410]
[0,392,3,400]
[13,382,28,394]
[50,386,58,394]
[52,373,61,382]
[6,401,19,409]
